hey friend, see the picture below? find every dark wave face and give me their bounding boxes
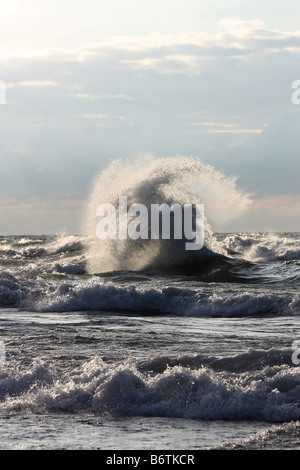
[0,158,299,316]
[0,158,299,449]
[84,156,253,273]
[0,232,299,316]
[0,346,299,421]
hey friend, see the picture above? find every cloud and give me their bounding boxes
[71,93,134,101]
[223,112,300,195]
[7,80,60,88]
[1,18,299,233]
[0,193,84,213]
[216,17,267,33]
[3,21,299,68]
[7,80,81,90]
[80,113,108,119]
[230,193,300,232]
[193,129,263,134]
[252,193,300,215]
[190,121,263,134]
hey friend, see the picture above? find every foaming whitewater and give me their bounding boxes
[1,348,300,422]
[84,155,252,274]
[222,232,300,262]
[1,156,299,450]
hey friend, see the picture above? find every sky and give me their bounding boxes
[0,0,299,234]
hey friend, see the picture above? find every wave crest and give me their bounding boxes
[1,349,299,421]
[84,155,252,273]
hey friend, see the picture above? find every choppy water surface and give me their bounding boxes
[0,230,299,450]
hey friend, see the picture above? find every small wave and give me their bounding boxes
[218,421,300,449]
[0,235,85,260]
[1,349,299,421]
[12,237,46,247]
[47,235,85,256]
[138,347,297,374]
[1,256,299,315]
[32,277,300,317]
[1,232,299,284]
[0,272,27,306]
[222,233,300,262]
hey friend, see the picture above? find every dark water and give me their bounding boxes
[0,232,299,449]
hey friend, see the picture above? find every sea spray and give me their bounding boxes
[84,155,252,273]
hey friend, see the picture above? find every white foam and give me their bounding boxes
[33,277,300,316]
[1,350,299,421]
[0,272,26,306]
[47,235,84,255]
[222,233,300,262]
[84,156,251,273]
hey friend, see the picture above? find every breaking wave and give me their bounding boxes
[1,348,299,421]
[0,231,299,315]
[84,155,252,274]
[32,278,300,316]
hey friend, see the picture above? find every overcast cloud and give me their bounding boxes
[0,1,299,233]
